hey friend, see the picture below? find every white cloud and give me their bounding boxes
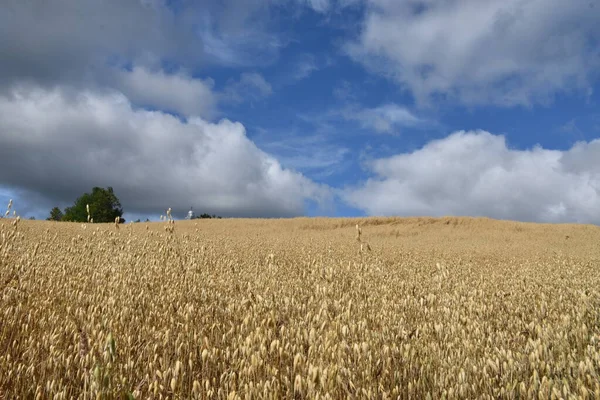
[116,66,217,118]
[222,72,273,104]
[257,132,351,178]
[304,0,331,13]
[293,54,320,81]
[343,103,425,133]
[0,85,331,217]
[198,18,286,67]
[297,0,362,13]
[298,102,428,136]
[332,80,359,102]
[343,130,600,224]
[284,53,334,84]
[348,0,600,106]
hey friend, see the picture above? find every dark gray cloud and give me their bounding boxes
[0,0,291,93]
[0,0,198,88]
[0,85,331,217]
[0,0,338,218]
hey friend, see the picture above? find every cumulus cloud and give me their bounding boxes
[116,66,217,118]
[348,0,600,106]
[343,130,600,224]
[0,86,331,218]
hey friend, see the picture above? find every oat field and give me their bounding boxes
[1,216,599,399]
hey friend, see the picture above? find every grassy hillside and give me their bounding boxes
[1,217,599,398]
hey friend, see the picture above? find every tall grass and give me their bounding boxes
[0,215,599,398]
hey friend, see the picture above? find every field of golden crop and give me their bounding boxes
[1,216,599,399]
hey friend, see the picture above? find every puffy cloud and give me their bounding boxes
[0,86,331,218]
[348,0,600,106]
[343,130,600,223]
[116,66,217,118]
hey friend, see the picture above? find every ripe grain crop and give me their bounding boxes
[1,216,599,399]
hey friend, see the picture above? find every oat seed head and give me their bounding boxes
[0,216,599,398]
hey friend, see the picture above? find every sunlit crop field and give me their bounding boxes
[1,216,599,399]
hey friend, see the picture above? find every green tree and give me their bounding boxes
[63,187,123,223]
[47,206,64,221]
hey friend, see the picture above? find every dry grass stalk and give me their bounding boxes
[4,199,12,217]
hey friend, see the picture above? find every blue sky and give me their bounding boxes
[1,0,600,223]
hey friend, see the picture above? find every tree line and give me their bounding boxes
[47,187,221,222]
[47,187,124,223]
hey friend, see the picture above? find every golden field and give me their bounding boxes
[1,216,599,399]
